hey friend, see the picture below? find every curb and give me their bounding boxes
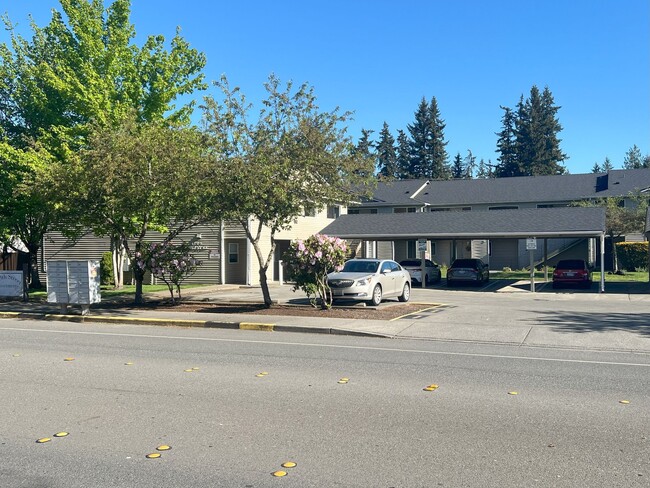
[0,311,385,338]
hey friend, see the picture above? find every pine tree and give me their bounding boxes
[463,150,476,179]
[476,158,489,179]
[451,152,464,179]
[494,106,519,177]
[395,129,411,179]
[497,86,567,177]
[376,122,397,179]
[602,157,614,171]
[591,162,602,173]
[623,144,643,169]
[407,97,449,179]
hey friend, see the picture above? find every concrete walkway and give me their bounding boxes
[1,282,649,353]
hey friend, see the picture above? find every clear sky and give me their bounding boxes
[2,0,649,174]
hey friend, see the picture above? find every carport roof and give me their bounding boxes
[320,207,606,240]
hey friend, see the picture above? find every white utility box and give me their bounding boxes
[47,260,101,314]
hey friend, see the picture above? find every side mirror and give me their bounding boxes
[382,268,392,274]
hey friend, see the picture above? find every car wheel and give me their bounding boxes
[370,284,382,306]
[398,282,410,302]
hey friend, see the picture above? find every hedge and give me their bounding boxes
[615,242,649,271]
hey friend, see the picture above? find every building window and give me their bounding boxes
[348,209,360,215]
[395,207,417,213]
[430,207,471,212]
[488,206,519,211]
[370,209,378,214]
[430,242,436,255]
[327,205,340,219]
[228,243,239,264]
[537,204,568,208]
[303,206,317,217]
[407,240,416,259]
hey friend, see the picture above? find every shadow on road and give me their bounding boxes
[532,310,650,337]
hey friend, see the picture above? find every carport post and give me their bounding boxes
[543,239,548,282]
[600,233,605,293]
[529,249,535,292]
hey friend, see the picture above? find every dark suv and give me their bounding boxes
[447,258,490,286]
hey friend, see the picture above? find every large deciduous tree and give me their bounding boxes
[201,75,375,307]
[0,0,206,287]
[60,115,215,303]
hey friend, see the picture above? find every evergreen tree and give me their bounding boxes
[591,162,601,173]
[395,129,411,179]
[354,129,375,158]
[602,157,614,171]
[476,158,490,179]
[463,149,476,179]
[496,86,567,177]
[451,152,464,179]
[376,122,397,179]
[407,96,449,179]
[494,106,519,177]
[623,144,643,169]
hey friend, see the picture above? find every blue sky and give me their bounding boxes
[2,0,648,174]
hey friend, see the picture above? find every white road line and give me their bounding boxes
[2,325,650,367]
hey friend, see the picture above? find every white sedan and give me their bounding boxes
[327,259,411,306]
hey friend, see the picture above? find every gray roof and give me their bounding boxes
[321,207,606,239]
[359,169,650,207]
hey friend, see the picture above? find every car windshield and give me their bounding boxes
[342,260,379,273]
[451,259,478,268]
[556,260,586,270]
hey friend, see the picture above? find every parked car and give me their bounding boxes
[447,258,490,286]
[327,259,411,306]
[399,259,441,286]
[552,259,592,289]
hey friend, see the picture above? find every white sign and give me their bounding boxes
[417,239,427,252]
[526,238,537,250]
[0,271,24,297]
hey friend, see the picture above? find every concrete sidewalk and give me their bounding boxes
[1,283,649,353]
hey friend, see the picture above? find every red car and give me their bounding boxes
[552,259,592,289]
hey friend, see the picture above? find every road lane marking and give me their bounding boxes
[1,326,650,368]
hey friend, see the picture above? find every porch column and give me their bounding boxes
[600,233,605,293]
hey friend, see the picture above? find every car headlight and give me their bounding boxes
[356,278,368,286]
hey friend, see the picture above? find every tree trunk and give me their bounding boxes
[27,245,42,289]
[259,266,273,307]
[134,266,145,304]
[612,237,620,273]
[111,236,126,289]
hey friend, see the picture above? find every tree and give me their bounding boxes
[476,158,492,179]
[201,75,375,307]
[591,162,601,173]
[407,97,449,179]
[395,129,411,179]
[602,157,614,171]
[623,144,644,169]
[463,150,476,179]
[494,106,519,177]
[573,194,648,273]
[376,122,397,179]
[451,152,464,179]
[496,86,567,177]
[60,115,215,303]
[0,0,206,288]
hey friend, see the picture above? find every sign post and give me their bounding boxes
[526,238,537,292]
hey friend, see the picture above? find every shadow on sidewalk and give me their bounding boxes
[531,310,650,337]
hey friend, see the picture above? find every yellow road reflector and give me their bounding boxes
[508,391,518,395]
[124,362,133,366]
[423,386,437,392]
[63,358,75,361]
[338,380,348,384]
[272,470,287,477]
[184,369,194,372]
[281,462,297,468]
[156,445,171,451]
[36,437,51,443]
[339,377,349,382]
[146,453,161,459]
[12,354,20,357]
[259,372,269,375]
[192,367,199,371]
[619,400,630,404]
[53,432,69,437]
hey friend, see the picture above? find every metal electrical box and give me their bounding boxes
[47,260,101,314]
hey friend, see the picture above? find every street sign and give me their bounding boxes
[417,239,427,252]
[526,238,537,250]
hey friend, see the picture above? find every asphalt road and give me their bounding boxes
[1,319,649,487]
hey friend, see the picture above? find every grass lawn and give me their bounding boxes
[27,283,209,299]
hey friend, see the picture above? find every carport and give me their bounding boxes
[321,207,607,292]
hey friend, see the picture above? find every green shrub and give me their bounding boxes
[100,251,114,286]
[616,242,649,271]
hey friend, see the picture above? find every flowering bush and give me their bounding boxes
[131,240,201,304]
[283,234,348,309]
